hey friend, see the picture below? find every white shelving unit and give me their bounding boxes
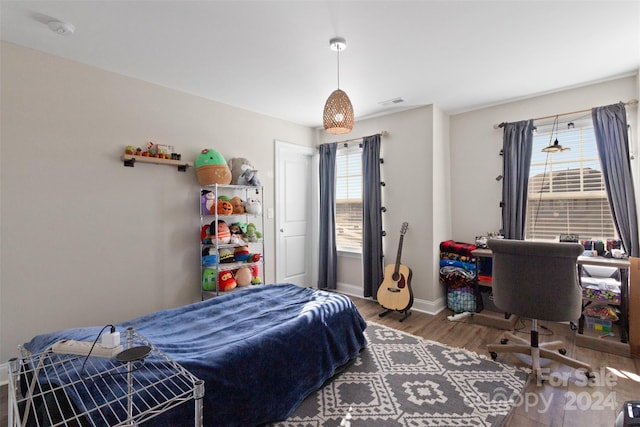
[8,327,204,426]
[200,184,265,299]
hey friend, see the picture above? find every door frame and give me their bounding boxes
[274,140,318,286]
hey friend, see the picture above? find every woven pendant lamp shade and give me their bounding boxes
[323,89,354,134]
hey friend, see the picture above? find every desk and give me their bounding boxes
[470,248,630,356]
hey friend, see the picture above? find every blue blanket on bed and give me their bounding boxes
[23,284,368,426]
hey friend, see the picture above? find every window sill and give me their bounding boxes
[337,249,362,259]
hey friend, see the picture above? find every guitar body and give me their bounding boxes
[377,263,413,311]
[377,222,413,320]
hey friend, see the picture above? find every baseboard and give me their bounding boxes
[336,282,447,315]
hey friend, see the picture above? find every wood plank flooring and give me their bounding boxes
[2,294,638,426]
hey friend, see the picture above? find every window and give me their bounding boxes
[524,121,617,241]
[335,144,363,251]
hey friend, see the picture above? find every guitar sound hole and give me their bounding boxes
[392,273,400,281]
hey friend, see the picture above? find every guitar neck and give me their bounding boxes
[394,235,405,274]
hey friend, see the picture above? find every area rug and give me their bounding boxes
[270,322,529,427]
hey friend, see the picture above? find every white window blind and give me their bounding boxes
[525,122,617,241]
[335,144,363,251]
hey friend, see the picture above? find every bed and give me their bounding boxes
[17,283,368,426]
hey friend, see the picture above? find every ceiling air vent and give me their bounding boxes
[378,97,405,106]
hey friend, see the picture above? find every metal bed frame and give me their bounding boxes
[8,327,204,427]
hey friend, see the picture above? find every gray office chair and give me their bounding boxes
[486,239,592,380]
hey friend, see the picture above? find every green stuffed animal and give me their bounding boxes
[245,223,263,242]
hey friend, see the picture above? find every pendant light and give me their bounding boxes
[541,115,570,153]
[323,37,354,134]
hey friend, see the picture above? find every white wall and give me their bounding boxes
[450,76,638,243]
[317,105,451,312]
[0,42,314,362]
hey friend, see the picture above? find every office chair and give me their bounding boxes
[486,239,592,380]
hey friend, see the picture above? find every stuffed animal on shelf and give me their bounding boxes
[237,165,261,187]
[218,271,237,292]
[230,196,245,214]
[201,190,216,215]
[201,247,218,265]
[245,223,262,242]
[244,198,262,216]
[234,245,250,262]
[227,157,254,185]
[215,199,234,216]
[235,267,252,287]
[229,234,244,245]
[201,224,212,244]
[195,148,232,185]
[229,223,244,239]
[211,220,231,244]
[219,248,235,263]
[202,267,217,291]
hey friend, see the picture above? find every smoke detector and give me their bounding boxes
[48,20,75,36]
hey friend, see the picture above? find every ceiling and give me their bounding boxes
[2,1,639,129]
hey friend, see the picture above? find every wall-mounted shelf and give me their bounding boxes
[121,154,192,172]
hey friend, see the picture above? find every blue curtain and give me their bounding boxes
[501,120,534,240]
[318,143,337,289]
[592,103,639,257]
[362,134,384,298]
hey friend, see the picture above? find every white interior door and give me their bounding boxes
[275,140,316,286]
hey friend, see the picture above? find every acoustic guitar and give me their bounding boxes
[377,222,413,318]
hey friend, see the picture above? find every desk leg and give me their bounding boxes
[620,268,629,343]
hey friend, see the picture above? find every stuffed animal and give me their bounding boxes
[219,248,235,263]
[229,234,244,245]
[218,271,237,292]
[211,220,231,244]
[230,196,245,214]
[245,223,262,242]
[234,245,250,262]
[233,222,248,234]
[229,223,243,238]
[215,199,233,216]
[202,247,218,265]
[235,267,252,287]
[202,268,217,291]
[201,190,216,214]
[195,148,232,185]
[201,224,212,244]
[237,165,261,187]
[244,198,262,215]
[227,157,254,185]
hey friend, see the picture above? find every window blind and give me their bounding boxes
[335,145,363,251]
[525,124,617,241]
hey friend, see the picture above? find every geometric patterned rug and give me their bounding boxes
[270,322,529,427]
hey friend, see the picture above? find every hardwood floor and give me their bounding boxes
[350,295,640,427]
[2,295,638,426]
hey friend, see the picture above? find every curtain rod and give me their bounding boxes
[317,131,387,147]
[493,99,638,129]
